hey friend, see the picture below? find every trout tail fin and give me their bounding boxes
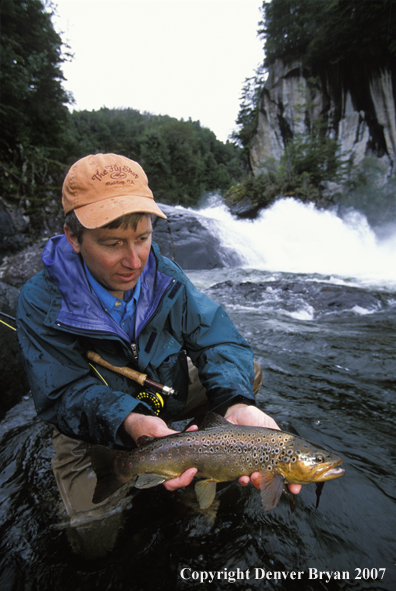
[90,446,133,504]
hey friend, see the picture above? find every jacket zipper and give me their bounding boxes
[130,277,177,361]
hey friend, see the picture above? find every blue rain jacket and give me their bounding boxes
[16,235,256,447]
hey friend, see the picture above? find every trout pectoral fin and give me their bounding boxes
[194,479,217,509]
[256,472,284,512]
[134,474,167,489]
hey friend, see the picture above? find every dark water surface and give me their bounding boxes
[1,268,396,591]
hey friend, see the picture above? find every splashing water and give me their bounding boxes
[190,198,396,287]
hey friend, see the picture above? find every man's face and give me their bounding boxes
[65,216,153,299]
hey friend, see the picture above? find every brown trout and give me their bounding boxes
[90,413,344,510]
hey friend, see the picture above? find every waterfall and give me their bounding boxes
[183,197,396,287]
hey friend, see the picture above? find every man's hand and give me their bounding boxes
[224,403,302,495]
[123,413,180,444]
[162,467,198,491]
[122,413,198,491]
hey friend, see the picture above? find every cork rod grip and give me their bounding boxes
[86,350,147,386]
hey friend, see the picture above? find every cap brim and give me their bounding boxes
[74,195,167,229]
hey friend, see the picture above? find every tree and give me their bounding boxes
[0,0,72,200]
[231,66,266,161]
[259,0,323,66]
[259,0,396,68]
[67,108,243,207]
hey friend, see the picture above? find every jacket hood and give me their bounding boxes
[42,235,172,339]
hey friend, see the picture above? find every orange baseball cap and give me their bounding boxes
[62,153,166,228]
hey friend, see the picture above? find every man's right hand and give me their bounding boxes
[121,413,198,490]
[122,412,180,444]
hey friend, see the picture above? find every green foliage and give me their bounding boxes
[1,0,71,152]
[231,74,349,209]
[231,66,266,158]
[279,101,349,201]
[66,108,146,162]
[67,109,243,208]
[260,0,396,68]
[0,0,72,209]
[225,168,280,211]
[232,0,396,211]
[1,0,244,217]
[260,0,322,66]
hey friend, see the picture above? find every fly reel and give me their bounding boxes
[136,389,165,416]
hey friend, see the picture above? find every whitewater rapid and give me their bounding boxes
[185,198,396,288]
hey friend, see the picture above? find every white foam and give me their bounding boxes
[189,197,396,288]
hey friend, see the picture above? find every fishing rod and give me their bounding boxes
[0,310,17,331]
[86,351,176,396]
[86,351,176,416]
[0,310,176,415]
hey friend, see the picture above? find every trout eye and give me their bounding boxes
[315,453,325,463]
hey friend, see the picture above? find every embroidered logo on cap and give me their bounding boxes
[92,164,139,183]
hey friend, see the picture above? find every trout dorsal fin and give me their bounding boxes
[137,435,154,447]
[200,412,229,430]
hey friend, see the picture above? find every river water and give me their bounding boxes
[1,198,396,591]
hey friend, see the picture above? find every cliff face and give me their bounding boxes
[250,58,396,182]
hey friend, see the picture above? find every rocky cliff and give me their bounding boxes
[250,58,396,183]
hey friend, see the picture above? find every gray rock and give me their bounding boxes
[153,204,243,269]
[226,197,262,220]
[0,199,27,260]
[205,279,387,316]
[250,58,395,183]
[0,205,242,290]
[0,242,46,288]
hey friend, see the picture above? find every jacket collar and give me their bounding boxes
[42,235,172,339]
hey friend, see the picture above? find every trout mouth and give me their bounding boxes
[315,459,345,482]
[322,466,345,479]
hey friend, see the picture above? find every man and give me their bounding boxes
[16,154,300,540]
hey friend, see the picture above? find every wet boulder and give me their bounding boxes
[0,204,242,290]
[205,279,388,316]
[0,281,29,418]
[0,242,45,288]
[0,199,28,262]
[153,204,242,269]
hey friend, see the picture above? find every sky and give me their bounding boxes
[52,0,265,143]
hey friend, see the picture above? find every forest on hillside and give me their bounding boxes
[0,0,244,218]
[1,0,395,227]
